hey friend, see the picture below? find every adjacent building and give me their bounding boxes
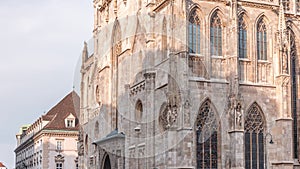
[15,91,80,169]
[0,162,7,169]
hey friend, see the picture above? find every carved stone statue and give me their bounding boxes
[228,95,243,130]
[235,103,242,128]
[166,105,177,128]
[282,44,288,74]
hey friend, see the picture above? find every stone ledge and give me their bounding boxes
[271,161,294,165]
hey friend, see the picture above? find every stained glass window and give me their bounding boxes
[238,15,247,58]
[244,103,265,169]
[196,100,218,169]
[257,19,267,60]
[189,9,201,54]
[210,12,222,56]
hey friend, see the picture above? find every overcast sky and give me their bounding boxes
[0,0,93,168]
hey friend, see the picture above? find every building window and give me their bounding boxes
[244,103,265,169]
[162,17,167,59]
[257,18,267,60]
[56,163,63,169]
[210,12,222,56]
[135,100,143,122]
[196,100,219,169]
[57,140,62,150]
[238,14,247,58]
[76,163,79,169]
[67,119,74,127]
[289,29,298,158]
[188,9,201,54]
[282,0,290,10]
[95,121,99,139]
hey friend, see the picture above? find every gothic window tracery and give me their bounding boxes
[189,9,201,54]
[244,103,265,169]
[210,12,222,56]
[112,21,122,57]
[196,100,218,169]
[257,18,267,60]
[282,0,290,11]
[239,14,247,58]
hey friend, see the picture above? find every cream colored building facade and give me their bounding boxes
[79,0,300,168]
[15,92,79,169]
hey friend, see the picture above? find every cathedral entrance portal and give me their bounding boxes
[103,154,111,169]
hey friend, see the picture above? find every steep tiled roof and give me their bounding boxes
[0,162,6,167]
[43,91,80,130]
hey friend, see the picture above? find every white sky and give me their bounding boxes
[0,0,93,168]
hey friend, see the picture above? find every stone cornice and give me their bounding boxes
[15,129,78,153]
[239,1,278,10]
[153,0,171,12]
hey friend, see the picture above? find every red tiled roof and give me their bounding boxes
[0,162,6,167]
[43,91,80,130]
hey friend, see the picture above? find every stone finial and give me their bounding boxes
[278,0,288,45]
[82,41,88,62]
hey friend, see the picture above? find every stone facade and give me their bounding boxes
[15,92,80,169]
[79,0,300,168]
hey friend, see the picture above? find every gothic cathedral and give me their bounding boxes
[78,0,300,168]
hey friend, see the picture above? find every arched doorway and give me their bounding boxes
[103,154,111,169]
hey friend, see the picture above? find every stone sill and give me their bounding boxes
[271,161,294,165]
[239,82,276,88]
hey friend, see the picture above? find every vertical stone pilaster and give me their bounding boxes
[270,119,293,168]
[228,131,244,169]
[144,71,156,169]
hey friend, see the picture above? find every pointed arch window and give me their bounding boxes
[135,100,143,122]
[210,12,222,56]
[289,29,298,158]
[257,19,267,60]
[238,15,247,58]
[94,121,99,139]
[188,9,201,54]
[244,103,265,169]
[112,21,122,57]
[162,18,167,59]
[196,100,219,169]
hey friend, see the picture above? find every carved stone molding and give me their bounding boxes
[129,82,145,96]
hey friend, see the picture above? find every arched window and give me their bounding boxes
[244,103,265,169]
[289,29,298,158]
[257,18,267,60]
[135,100,143,122]
[188,9,201,54]
[94,121,99,139]
[238,14,247,58]
[196,100,219,169]
[210,12,222,56]
[282,0,290,11]
[85,135,89,155]
[112,21,122,59]
[162,17,167,59]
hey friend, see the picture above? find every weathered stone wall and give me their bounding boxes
[79,0,300,168]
